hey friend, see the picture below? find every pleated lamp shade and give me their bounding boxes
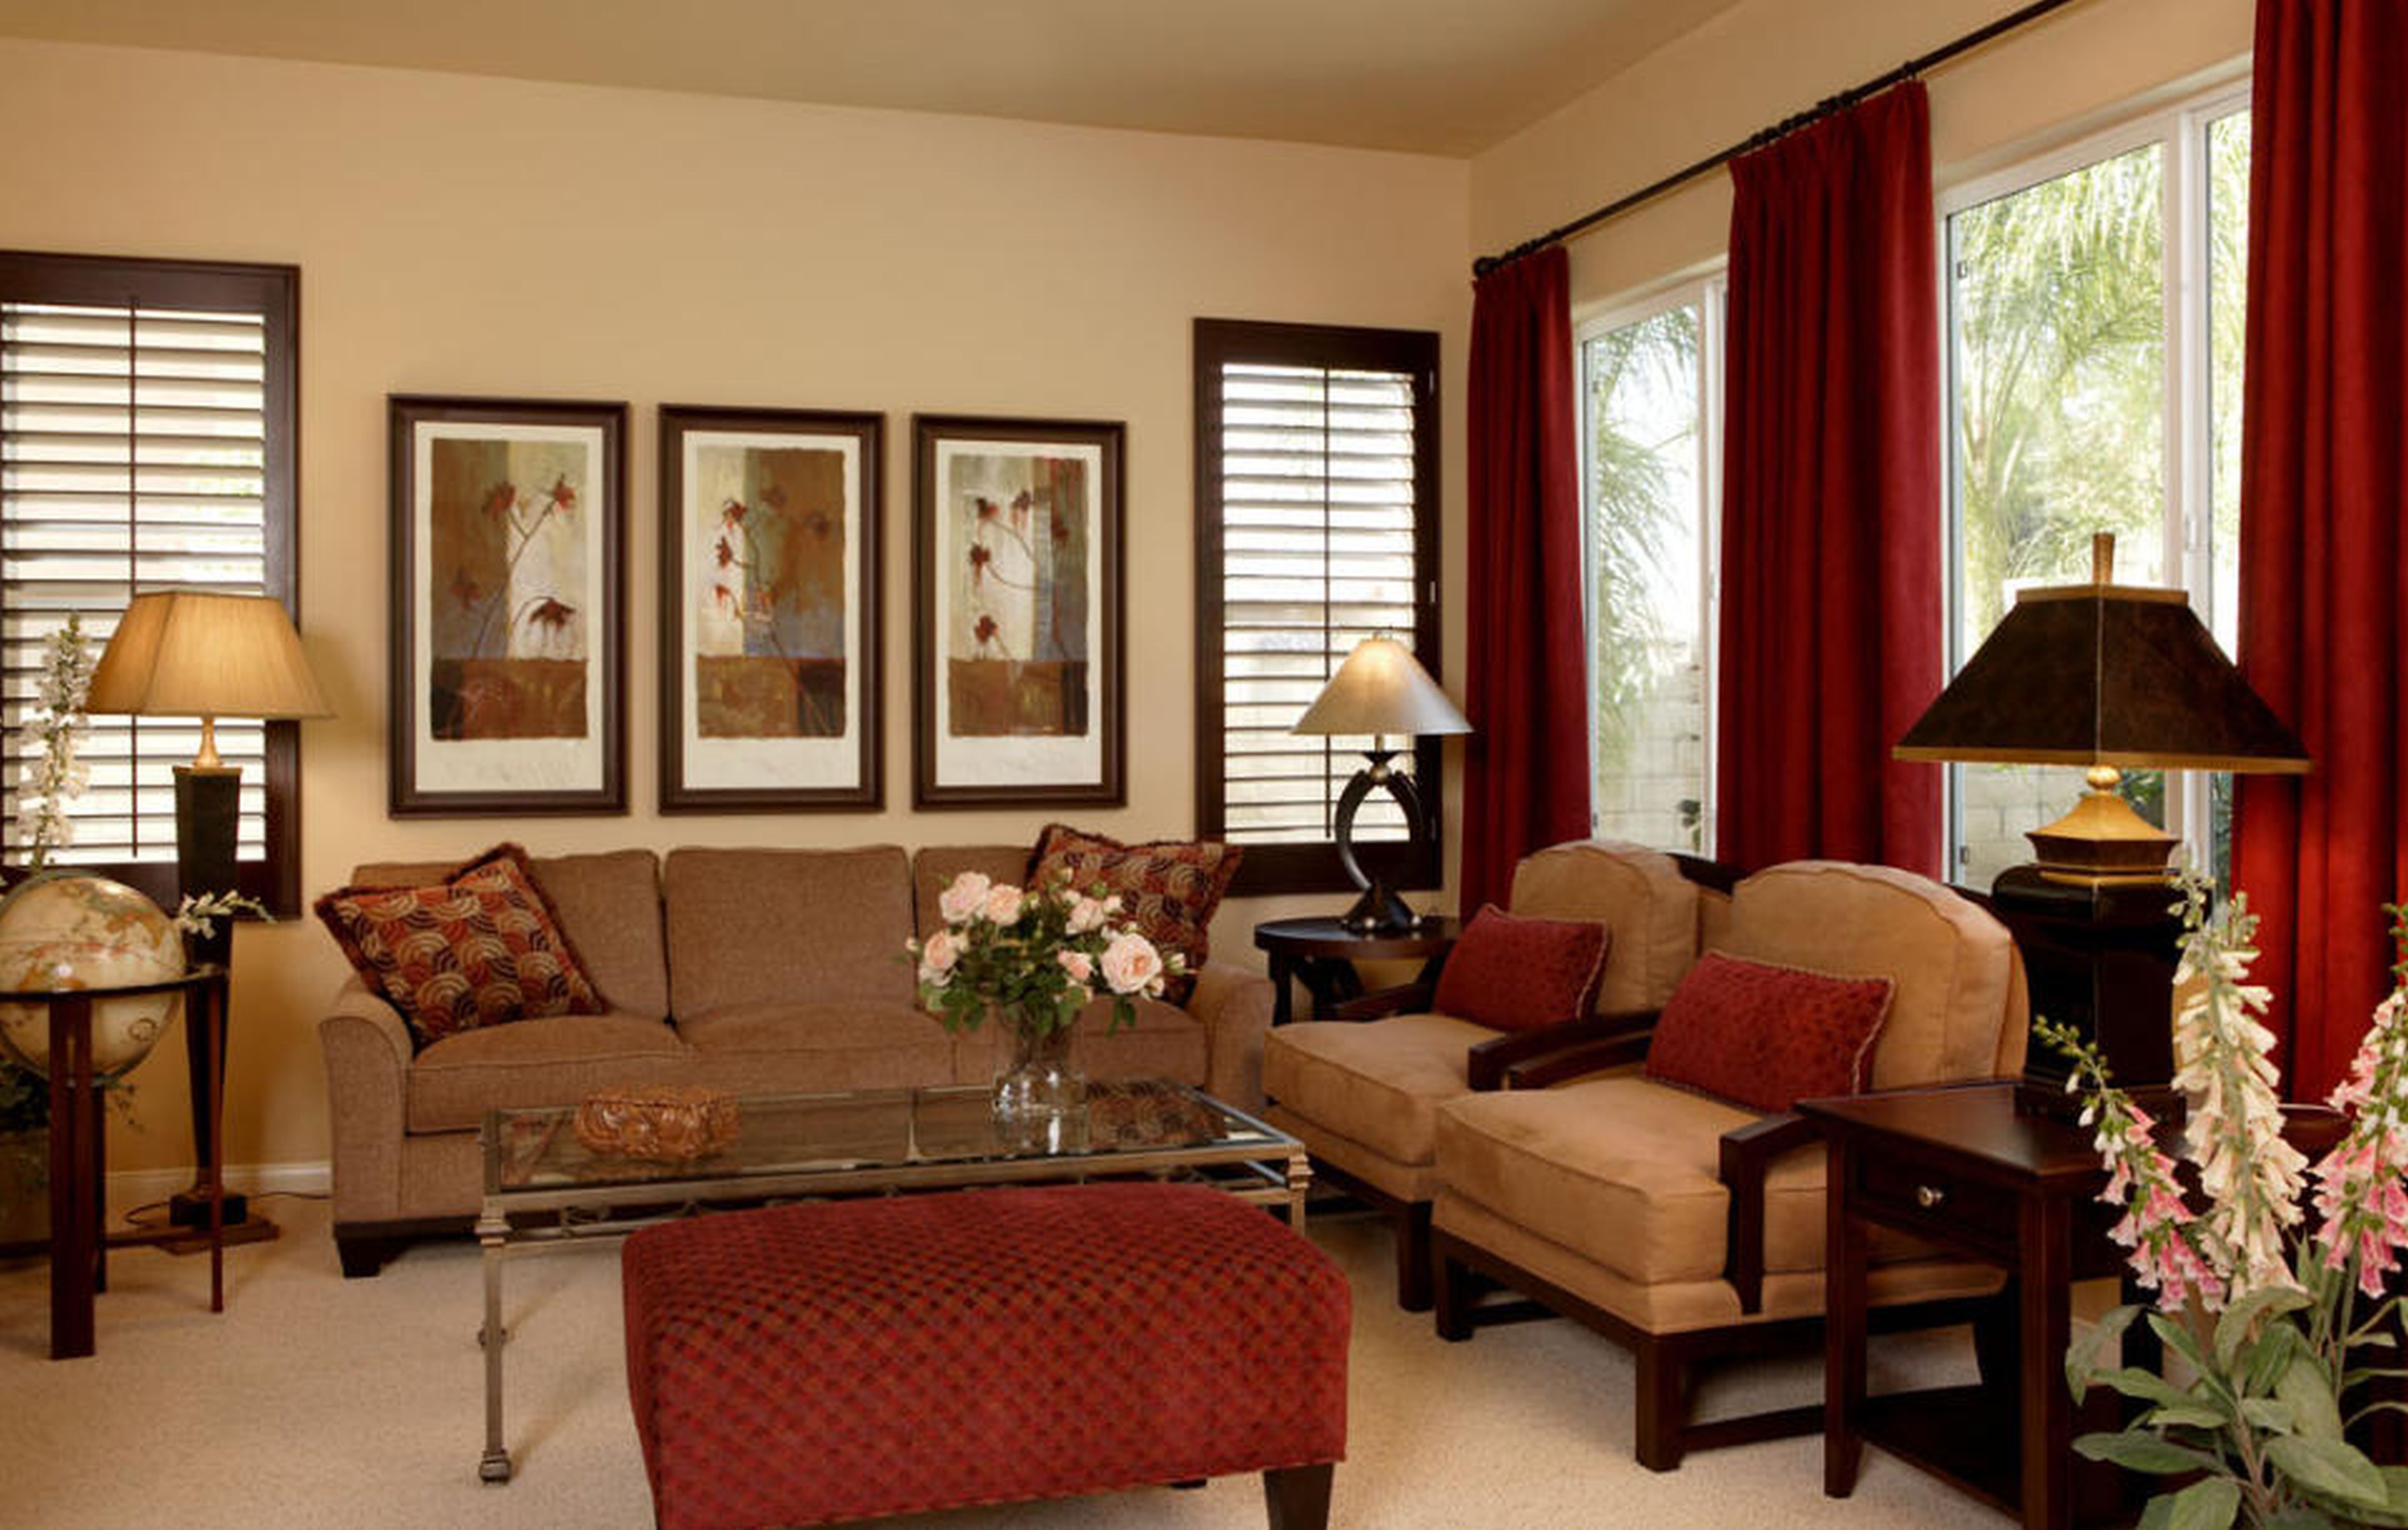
[88,591,332,726]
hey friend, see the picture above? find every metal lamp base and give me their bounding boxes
[1332,751,1427,935]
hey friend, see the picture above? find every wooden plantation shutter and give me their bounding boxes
[0,252,301,913]
[1194,319,1441,896]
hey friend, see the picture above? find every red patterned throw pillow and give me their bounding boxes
[1029,824,1242,1006]
[1643,952,1893,1114]
[1429,904,1609,1033]
[314,843,604,1048]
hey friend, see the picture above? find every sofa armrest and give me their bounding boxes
[1717,1111,1822,1315]
[1469,1009,1660,1091]
[318,978,415,1225]
[1185,959,1273,1111]
[1328,981,1434,1023]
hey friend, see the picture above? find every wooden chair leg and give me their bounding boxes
[1634,1337,1686,1472]
[1433,1238,1476,1342]
[1395,1201,1434,1312]
[1263,1463,1333,1530]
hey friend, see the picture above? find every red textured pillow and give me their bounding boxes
[1643,952,1893,1114]
[314,843,604,1049]
[1030,824,1242,1006]
[1429,904,1609,1033]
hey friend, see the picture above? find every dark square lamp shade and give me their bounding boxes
[1293,637,1470,934]
[1894,533,2308,1117]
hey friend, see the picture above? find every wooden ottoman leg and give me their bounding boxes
[1264,1463,1333,1530]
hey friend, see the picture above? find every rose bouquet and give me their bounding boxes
[2046,876,2408,1530]
[909,869,1177,1041]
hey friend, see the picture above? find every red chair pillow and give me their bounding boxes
[315,843,604,1049]
[1429,904,1609,1033]
[1030,824,1242,1005]
[1643,952,1893,1114]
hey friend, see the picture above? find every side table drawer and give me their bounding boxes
[1853,1151,2017,1260]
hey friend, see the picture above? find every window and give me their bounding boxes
[1578,278,1723,853]
[1194,318,1440,896]
[1943,87,2250,887]
[0,252,302,913]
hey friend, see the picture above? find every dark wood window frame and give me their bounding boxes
[0,250,303,915]
[1193,317,1443,899]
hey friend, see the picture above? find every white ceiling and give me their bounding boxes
[0,0,1746,157]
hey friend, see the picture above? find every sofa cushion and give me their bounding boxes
[1721,861,2016,1090]
[1030,824,1241,1006]
[665,846,913,1018]
[1432,904,1608,1033]
[1507,840,1701,1013]
[406,1011,689,1132]
[1435,1075,1829,1286]
[317,843,606,1048]
[346,848,667,1022]
[675,1001,960,1092]
[1643,953,1892,1114]
[1263,1013,1499,1171]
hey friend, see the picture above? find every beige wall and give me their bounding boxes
[1472,0,2252,315]
[0,37,1469,1173]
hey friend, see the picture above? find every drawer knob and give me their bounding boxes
[1915,1184,1947,1209]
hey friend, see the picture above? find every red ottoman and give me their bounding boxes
[621,1182,1349,1529]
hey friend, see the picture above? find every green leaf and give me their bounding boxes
[2249,1322,2308,1396]
[2145,1403,2229,1430]
[2217,1286,2315,1371]
[2277,1356,2347,1441]
[2134,1494,2177,1530]
[2240,1397,2300,1433]
[2259,1509,2341,1530]
[2162,1477,2240,1530]
[2151,1310,2216,1380]
[2071,1303,2143,1398]
[2264,1434,2389,1508]
[2095,1366,2204,1410]
[2073,1428,2223,1476]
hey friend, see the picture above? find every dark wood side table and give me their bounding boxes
[1252,916,1457,1025]
[6,965,232,1359]
[1802,1083,2131,1530]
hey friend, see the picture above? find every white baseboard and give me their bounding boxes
[105,1160,330,1209]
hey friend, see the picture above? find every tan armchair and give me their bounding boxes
[1261,840,1709,1309]
[1428,860,2029,1470]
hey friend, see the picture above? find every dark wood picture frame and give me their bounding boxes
[657,405,883,812]
[912,414,1125,808]
[388,394,628,816]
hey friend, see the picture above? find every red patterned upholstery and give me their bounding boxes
[1643,951,1894,1113]
[1030,824,1241,1005]
[622,1183,1348,1530]
[314,842,603,1047]
[1431,903,1610,1032]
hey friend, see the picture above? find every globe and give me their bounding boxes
[0,872,185,1079]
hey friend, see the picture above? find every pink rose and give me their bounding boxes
[1058,949,1094,984]
[981,883,1025,924]
[938,871,991,925]
[918,929,959,981]
[1067,896,1109,934]
[1100,932,1165,996]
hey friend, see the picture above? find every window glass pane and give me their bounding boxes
[2203,107,2251,885]
[1950,142,2169,888]
[1585,303,1708,851]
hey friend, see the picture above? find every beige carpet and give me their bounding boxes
[2,1195,2010,1528]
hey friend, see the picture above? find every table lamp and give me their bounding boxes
[87,590,331,1229]
[1894,532,2308,1112]
[1293,636,1470,934]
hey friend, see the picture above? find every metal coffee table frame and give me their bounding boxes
[473,1081,1309,1483]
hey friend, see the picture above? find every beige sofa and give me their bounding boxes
[319,843,1272,1276]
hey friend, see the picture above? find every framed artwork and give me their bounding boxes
[657,405,883,811]
[912,415,1124,808]
[388,395,627,816]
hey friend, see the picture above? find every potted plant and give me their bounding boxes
[2049,876,2408,1529]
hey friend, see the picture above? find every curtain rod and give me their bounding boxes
[1471,0,2091,279]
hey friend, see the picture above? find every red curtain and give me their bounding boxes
[2231,0,2408,1102]
[1715,83,1942,876]
[1460,244,1588,914]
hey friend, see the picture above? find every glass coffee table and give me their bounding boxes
[473,1079,1308,1482]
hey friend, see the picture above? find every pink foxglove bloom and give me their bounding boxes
[2309,990,2408,1298]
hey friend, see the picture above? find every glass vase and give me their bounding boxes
[992,1007,1083,1151]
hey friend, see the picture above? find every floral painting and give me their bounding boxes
[659,407,881,811]
[390,397,625,815]
[914,416,1123,807]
